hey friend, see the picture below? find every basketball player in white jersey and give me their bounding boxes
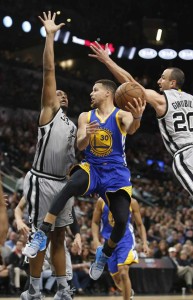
[89,42,193,200]
[20,12,79,300]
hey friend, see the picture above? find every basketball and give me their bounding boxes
[115,82,144,111]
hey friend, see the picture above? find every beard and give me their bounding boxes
[91,102,97,109]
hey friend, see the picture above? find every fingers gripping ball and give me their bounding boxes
[115,82,144,111]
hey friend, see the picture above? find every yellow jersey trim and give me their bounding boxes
[116,111,127,136]
[95,107,116,123]
[87,111,91,123]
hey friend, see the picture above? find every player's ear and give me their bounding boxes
[170,79,176,88]
[106,89,110,97]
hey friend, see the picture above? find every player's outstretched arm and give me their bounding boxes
[38,11,65,124]
[89,42,166,116]
[89,41,136,84]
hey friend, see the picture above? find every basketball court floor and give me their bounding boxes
[1,295,192,300]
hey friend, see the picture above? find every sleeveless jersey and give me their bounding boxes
[158,89,193,156]
[84,107,127,165]
[100,200,134,242]
[32,108,77,177]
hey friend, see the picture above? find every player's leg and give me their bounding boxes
[89,190,130,280]
[23,169,89,258]
[108,240,136,300]
[21,250,46,300]
[21,173,47,300]
[50,228,72,300]
[173,149,193,199]
[117,265,132,300]
[113,270,134,300]
[106,190,131,249]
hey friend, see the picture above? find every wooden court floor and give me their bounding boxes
[1,296,192,300]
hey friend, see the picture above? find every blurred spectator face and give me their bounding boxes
[180,250,188,260]
[159,240,168,250]
[15,240,24,252]
[8,231,18,242]
[175,243,182,252]
[185,240,193,246]
[182,244,191,256]
[140,207,146,217]
[168,247,177,257]
[82,247,90,259]
[70,243,79,255]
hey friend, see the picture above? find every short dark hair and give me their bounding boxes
[95,79,117,94]
[168,67,185,88]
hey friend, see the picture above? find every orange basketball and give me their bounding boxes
[115,82,144,111]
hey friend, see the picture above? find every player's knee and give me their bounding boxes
[115,219,127,233]
[119,270,129,282]
[118,266,129,278]
[50,228,65,246]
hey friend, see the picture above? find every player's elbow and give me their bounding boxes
[127,126,139,135]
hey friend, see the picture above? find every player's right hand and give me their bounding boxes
[86,121,99,135]
[17,220,31,237]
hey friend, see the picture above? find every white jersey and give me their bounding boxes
[158,89,193,156]
[32,108,77,178]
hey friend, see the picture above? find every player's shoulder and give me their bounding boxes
[116,108,132,118]
[78,111,89,119]
[78,111,92,125]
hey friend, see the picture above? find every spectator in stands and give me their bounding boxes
[139,206,151,231]
[5,231,18,250]
[7,240,27,294]
[0,247,9,292]
[70,243,92,295]
[154,240,169,258]
[168,247,193,294]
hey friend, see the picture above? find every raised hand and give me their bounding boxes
[89,41,110,63]
[38,11,65,35]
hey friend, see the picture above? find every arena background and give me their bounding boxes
[0,1,193,299]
